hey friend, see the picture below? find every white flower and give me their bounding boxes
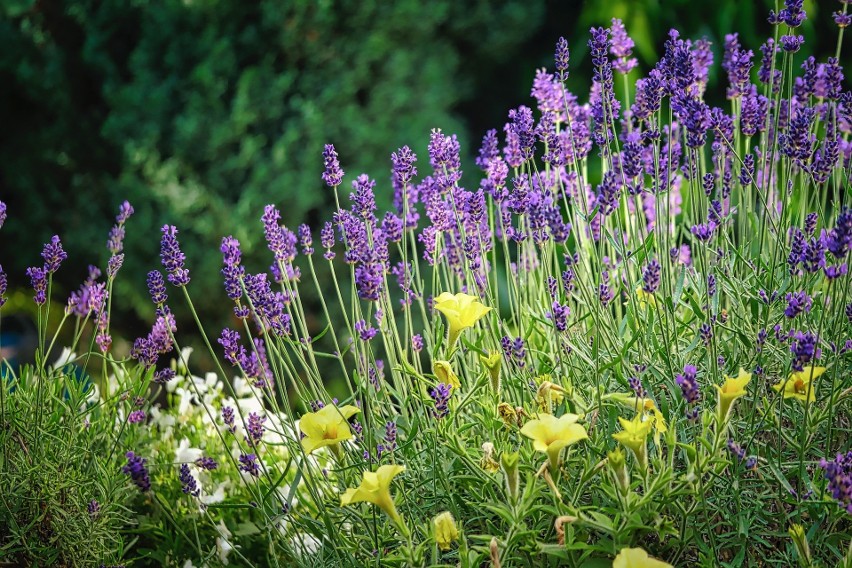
[177,346,194,375]
[291,532,321,556]
[215,520,233,565]
[53,347,76,369]
[175,438,203,464]
[200,481,229,506]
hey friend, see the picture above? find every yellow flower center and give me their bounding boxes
[794,378,806,394]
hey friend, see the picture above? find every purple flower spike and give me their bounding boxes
[221,236,244,301]
[239,453,260,477]
[42,235,67,274]
[26,265,48,306]
[430,383,452,419]
[160,225,190,287]
[322,144,344,187]
[554,37,570,81]
[642,258,661,294]
[146,270,168,306]
[0,201,6,229]
[610,19,637,74]
[123,451,151,492]
[179,463,200,497]
[820,451,852,514]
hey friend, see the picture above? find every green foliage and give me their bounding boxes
[0,364,132,566]
[0,0,545,337]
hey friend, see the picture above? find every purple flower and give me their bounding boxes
[160,225,190,287]
[726,438,746,462]
[218,328,245,366]
[179,463,200,497]
[430,383,452,419]
[502,336,527,368]
[780,35,805,53]
[412,334,424,352]
[88,499,99,519]
[195,456,218,471]
[0,201,6,229]
[784,291,813,318]
[355,319,377,341]
[321,144,344,187]
[391,145,419,222]
[554,37,570,82]
[245,412,266,448]
[691,223,716,242]
[153,368,176,384]
[610,18,637,74]
[128,410,146,424]
[41,236,67,274]
[819,451,852,514]
[384,421,398,452]
[507,106,536,164]
[699,322,713,345]
[354,261,384,302]
[780,0,807,28]
[676,364,701,410]
[642,258,661,294]
[222,406,236,433]
[146,270,168,306]
[790,330,819,371]
[26,265,47,306]
[350,174,377,221]
[825,263,848,280]
[321,221,336,260]
[122,451,151,492]
[298,224,314,255]
[548,301,571,332]
[107,201,134,255]
[628,376,646,398]
[835,11,852,28]
[239,453,260,477]
[220,236,244,301]
[428,129,462,188]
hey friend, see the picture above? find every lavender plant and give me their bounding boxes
[3,1,852,566]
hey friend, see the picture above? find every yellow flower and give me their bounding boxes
[715,368,752,423]
[340,464,405,527]
[772,365,826,403]
[613,547,673,568]
[635,288,657,309]
[299,404,360,455]
[534,375,565,412]
[613,414,653,470]
[433,292,493,351]
[520,413,588,472]
[433,360,461,389]
[432,511,460,551]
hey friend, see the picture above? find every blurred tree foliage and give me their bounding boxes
[0,0,545,340]
[0,0,838,350]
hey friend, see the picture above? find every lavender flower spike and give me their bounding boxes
[0,201,7,229]
[322,144,345,187]
[160,225,190,287]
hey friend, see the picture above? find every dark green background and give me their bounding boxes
[0,0,837,350]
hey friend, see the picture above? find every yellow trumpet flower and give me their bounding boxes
[715,368,752,424]
[299,404,360,456]
[520,412,588,472]
[613,547,673,568]
[340,464,406,527]
[433,360,461,390]
[612,414,653,471]
[772,365,826,403]
[433,292,493,352]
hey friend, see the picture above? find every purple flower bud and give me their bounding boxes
[0,201,6,229]
[642,258,661,294]
[412,334,424,352]
[780,35,805,53]
[26,265,48,306]
[128,410,146,424]
[222,406,236,433]
[430,383,452,419]
[355,319,378,341]
[245,412,266,448]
